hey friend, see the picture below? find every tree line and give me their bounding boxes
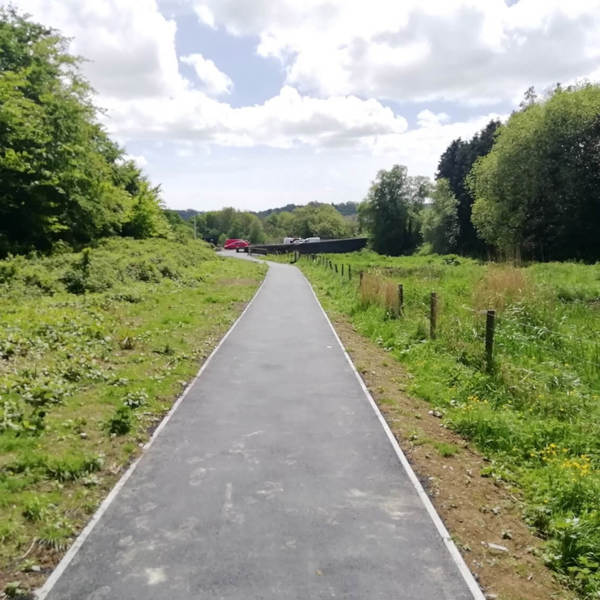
[0,8,184,257]
[361,84,600,262]
[190,202,357,245]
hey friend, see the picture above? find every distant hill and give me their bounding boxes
[175,209,202,222]
[175,202,359,222]
[254,204,301,219]
[332,201,359,217]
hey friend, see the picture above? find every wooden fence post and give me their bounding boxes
[359,271,363,285]
[485,310,496,373]
[341,264,344,277]
[397,284,404,316]
[334,263,338,274]
[430,292,438,339]
[348,265,352,280]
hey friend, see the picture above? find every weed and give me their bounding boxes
[44,454,103,482]
[104,406,132,435]
[432,441,460,457]
[37,518,74,551]
[21,496,50,522]
[122,390,148,409]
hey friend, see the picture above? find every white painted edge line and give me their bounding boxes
[300,269,486,600]
[36,267,270,600]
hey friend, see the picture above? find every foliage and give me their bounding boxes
[191,203,354,245]
[469,84,600,261]
[283,203,354,239]
[194,208,266,245]
[436,120,500,257]
[0,8,168,257]
[122,180,170,239]
[359,165,430,256]
[253,201,358,220]
[0,238,265,591]
[299,250,600,597]
[420,179,459,254]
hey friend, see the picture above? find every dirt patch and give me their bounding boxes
[331,315,574,600]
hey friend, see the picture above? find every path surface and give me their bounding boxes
[42,259,478,600]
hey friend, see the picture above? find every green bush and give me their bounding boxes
[104,405,132,435]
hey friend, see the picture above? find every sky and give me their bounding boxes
[11,0,600,211]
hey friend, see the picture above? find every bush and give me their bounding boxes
[104,405,132,435]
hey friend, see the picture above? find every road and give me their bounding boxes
[40,258,481,600]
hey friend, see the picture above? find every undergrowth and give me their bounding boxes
[297,250,600,599]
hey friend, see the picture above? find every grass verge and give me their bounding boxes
[0,239,266,597]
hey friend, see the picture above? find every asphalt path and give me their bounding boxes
[41,257,480,600]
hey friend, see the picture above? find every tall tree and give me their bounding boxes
[0,8,166,256]
[421,179,459,254]
[359,165,429,256]
[290,203,353,239]
[436,119,500,256]
[469,84,600,261]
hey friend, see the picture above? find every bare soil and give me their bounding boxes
[331,315,574,600]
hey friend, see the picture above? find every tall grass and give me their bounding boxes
[359,272,401,315]
[299,250,600,599]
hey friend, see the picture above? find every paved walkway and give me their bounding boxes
[41,260,480,600]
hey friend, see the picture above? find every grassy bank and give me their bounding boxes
[296,250,600,599]
[0,239,265,596]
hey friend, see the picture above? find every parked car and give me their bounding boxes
[224,238,249,252]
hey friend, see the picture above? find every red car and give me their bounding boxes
[224,238,249,252]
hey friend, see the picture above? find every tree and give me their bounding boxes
[469,84,600,261]
[192,208,266,244]
[436,120,500,256]
[290,203,353,239]
[421,179,459,254]
[360,165,429,256]
[0,8,167,255]
[122,181,170,239]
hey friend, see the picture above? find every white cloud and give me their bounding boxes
[124,154,149,168]
[369,111,505,176]
[194,3,215,28]
[100,85,409,149]
[15,0,410,152]
[15,0,187,99]
[196,0,600,105]
[180,53,233,96]
[416,109,450,128]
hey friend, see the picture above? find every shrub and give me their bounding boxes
[104,405,132,435]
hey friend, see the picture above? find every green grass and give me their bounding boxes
[0,238,265,592]
[296,250,600,599]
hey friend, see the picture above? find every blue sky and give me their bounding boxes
[13,0,600,211]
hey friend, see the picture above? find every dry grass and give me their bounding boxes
[360,272,400,315]
[472,265,532,312]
